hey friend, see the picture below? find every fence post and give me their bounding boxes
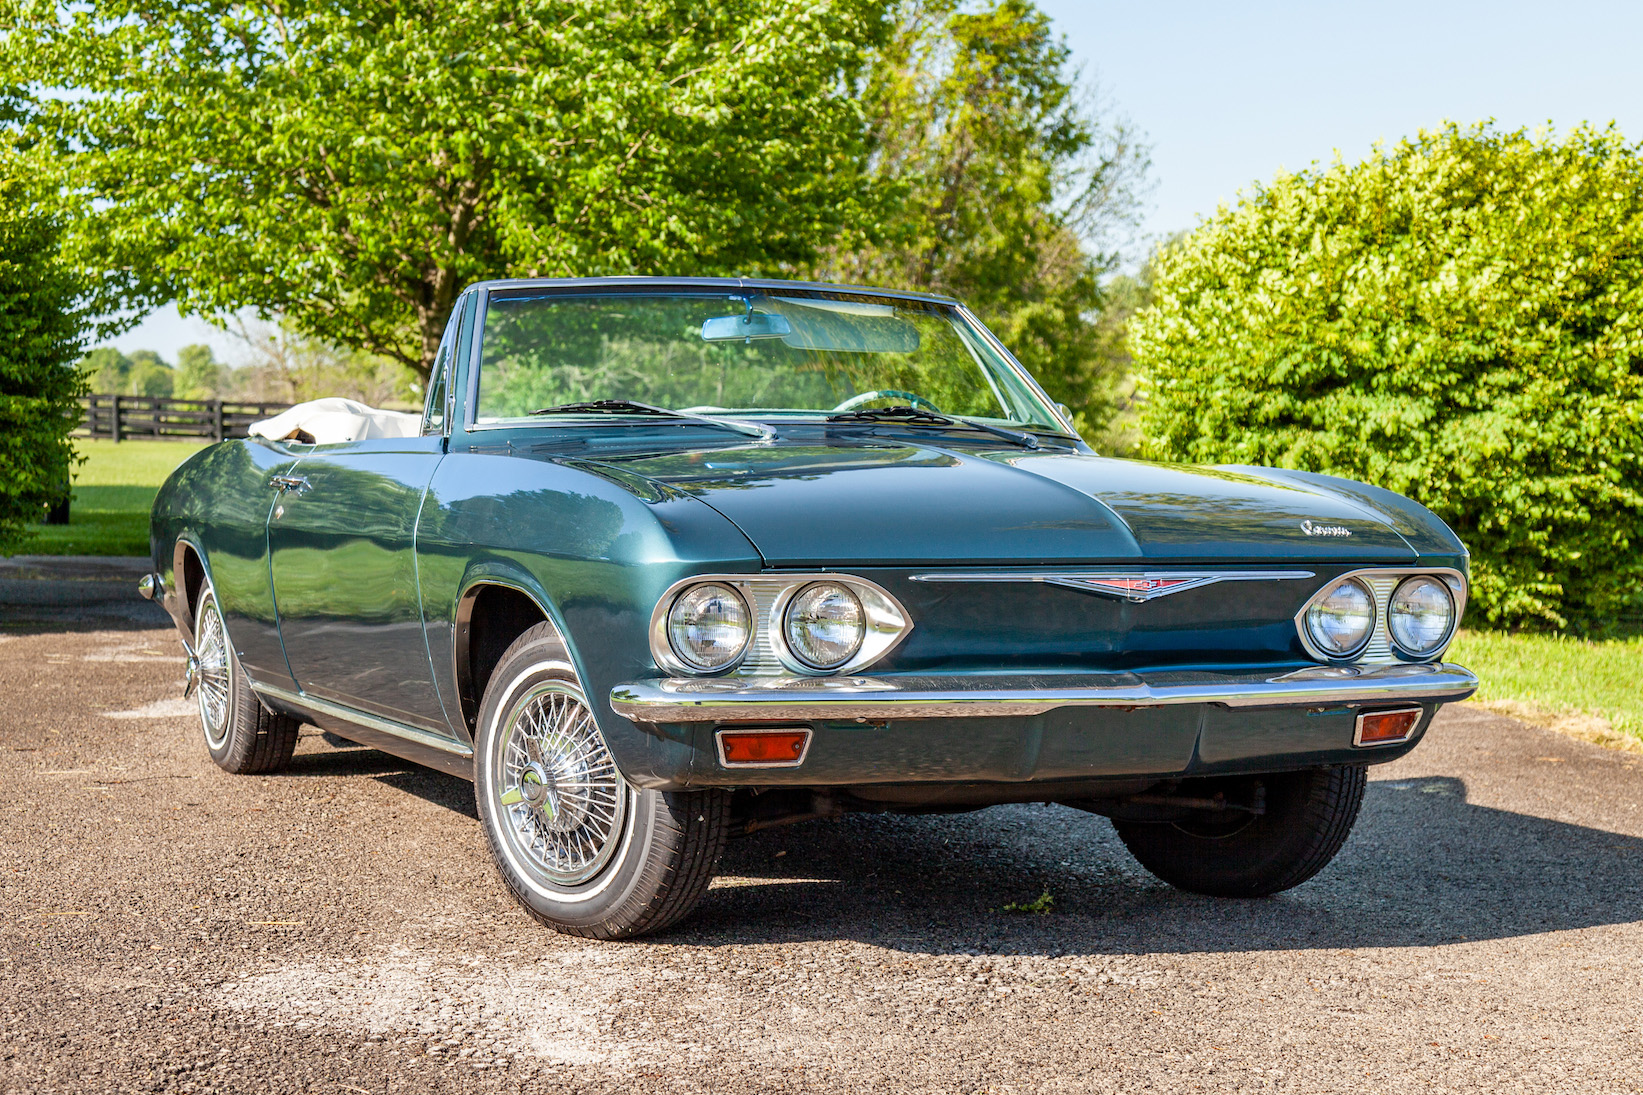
[213,400,224,442]
[111,394,121,443]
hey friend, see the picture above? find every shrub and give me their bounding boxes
[1129,122,1643,630]
[0,157,86,553]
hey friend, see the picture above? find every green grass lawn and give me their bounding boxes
[1448,628,1643,748]
[18,439,208,557]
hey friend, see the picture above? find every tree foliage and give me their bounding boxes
[174,344,226,399]
[77,346,177,396]
[1130,123,1643,630]
[221,317,418,406]
[9,0,891,380]
[0,143,86,552]
[818,0,1149,440]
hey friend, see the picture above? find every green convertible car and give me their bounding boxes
[142,277,1477,938]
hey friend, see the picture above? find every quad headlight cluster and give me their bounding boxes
[654,575,910,677]
[1300,571,1462,662]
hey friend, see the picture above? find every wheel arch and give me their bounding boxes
[453,572,575,735]
[170,535,211,638]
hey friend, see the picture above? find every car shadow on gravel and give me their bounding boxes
[281,741,483,821]
[673,775,1643,955]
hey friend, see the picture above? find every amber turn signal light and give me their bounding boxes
[1354,707,1422,747]
[716,728,812,768]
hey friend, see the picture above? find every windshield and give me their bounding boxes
[473,290,1066,431]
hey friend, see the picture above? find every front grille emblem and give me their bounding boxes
[1061,576,1204,599]
[911,570,1316,602]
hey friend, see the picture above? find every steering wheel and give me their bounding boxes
[831,389,943,414]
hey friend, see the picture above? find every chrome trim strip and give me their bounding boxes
[910,569,1315,602]
[714,727,814,769]
[252,682,474,758]
[610,662,1478,724]
[1294,567,1467,665]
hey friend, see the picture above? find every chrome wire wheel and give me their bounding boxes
[193,591,232,751]
[491,682,628,888]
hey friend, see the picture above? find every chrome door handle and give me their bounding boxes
[269,474,311,494]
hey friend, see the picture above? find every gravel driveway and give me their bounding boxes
[3,559,1641,1093]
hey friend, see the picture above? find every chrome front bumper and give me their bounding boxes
[610,662,1479,725]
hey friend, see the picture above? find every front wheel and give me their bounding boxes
[474,623,729,939]
[1113,765,1367,897]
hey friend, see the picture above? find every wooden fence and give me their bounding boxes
[77,395,294,442]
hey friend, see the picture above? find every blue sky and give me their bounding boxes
[1039,0,1643,245]
[112,0,1643,361]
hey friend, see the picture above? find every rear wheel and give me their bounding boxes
[191,582,300,774]
[474,622,729,938]
[1112,765,1367,897]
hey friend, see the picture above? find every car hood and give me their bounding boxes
[585,439,1418,566]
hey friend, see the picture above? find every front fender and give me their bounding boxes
[416,450,761,786]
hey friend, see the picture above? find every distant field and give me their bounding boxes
[22,439,208,557]
[1449,629,1643,749]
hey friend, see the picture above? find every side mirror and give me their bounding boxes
[701,313,793,342]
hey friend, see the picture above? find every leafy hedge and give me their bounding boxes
[0,152,86,553]
[1130,123,1643,630]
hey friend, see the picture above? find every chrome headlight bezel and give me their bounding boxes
[769,578,909,675]
[648,573,912,677]
[1302,577,1377,660]
[1386,575,1458,658]
[1294,567,1468,665]
[657,582,753,675]
[779,581,866,671]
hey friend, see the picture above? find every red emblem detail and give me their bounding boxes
[1083,577,1192,594]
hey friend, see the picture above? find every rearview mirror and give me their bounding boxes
[701,313,793,342]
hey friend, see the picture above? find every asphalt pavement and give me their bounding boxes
[2,558,1641,1093]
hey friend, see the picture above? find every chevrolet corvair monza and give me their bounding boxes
[143,277,1477,938]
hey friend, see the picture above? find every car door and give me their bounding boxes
[266,311,465,734]
[267,434,450,731]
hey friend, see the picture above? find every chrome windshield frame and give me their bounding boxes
[458,279,1081,439]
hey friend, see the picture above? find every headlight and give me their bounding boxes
[666,583,751,672]
[1388,575,1455,657]
[1305,578,1375,658]
[783,582,865,670]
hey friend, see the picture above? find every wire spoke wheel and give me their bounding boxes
[194,593,232,750]
[491,682,627,887]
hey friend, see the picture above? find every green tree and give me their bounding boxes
[221,316,417,407]
[174,344,226,400]
[10,0,892,382]
[0,145,86,552]
[77,345,130,395]
[1080,267,1150,454]
[818,0,1149,442]
[1129,122,1643,630]
[125,350,174,398]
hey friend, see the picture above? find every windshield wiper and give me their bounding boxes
[825,405,1040,450]
[529,399,773,440]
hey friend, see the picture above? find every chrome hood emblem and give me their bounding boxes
[1301,520,1352,538]
[912,569,1314,602]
